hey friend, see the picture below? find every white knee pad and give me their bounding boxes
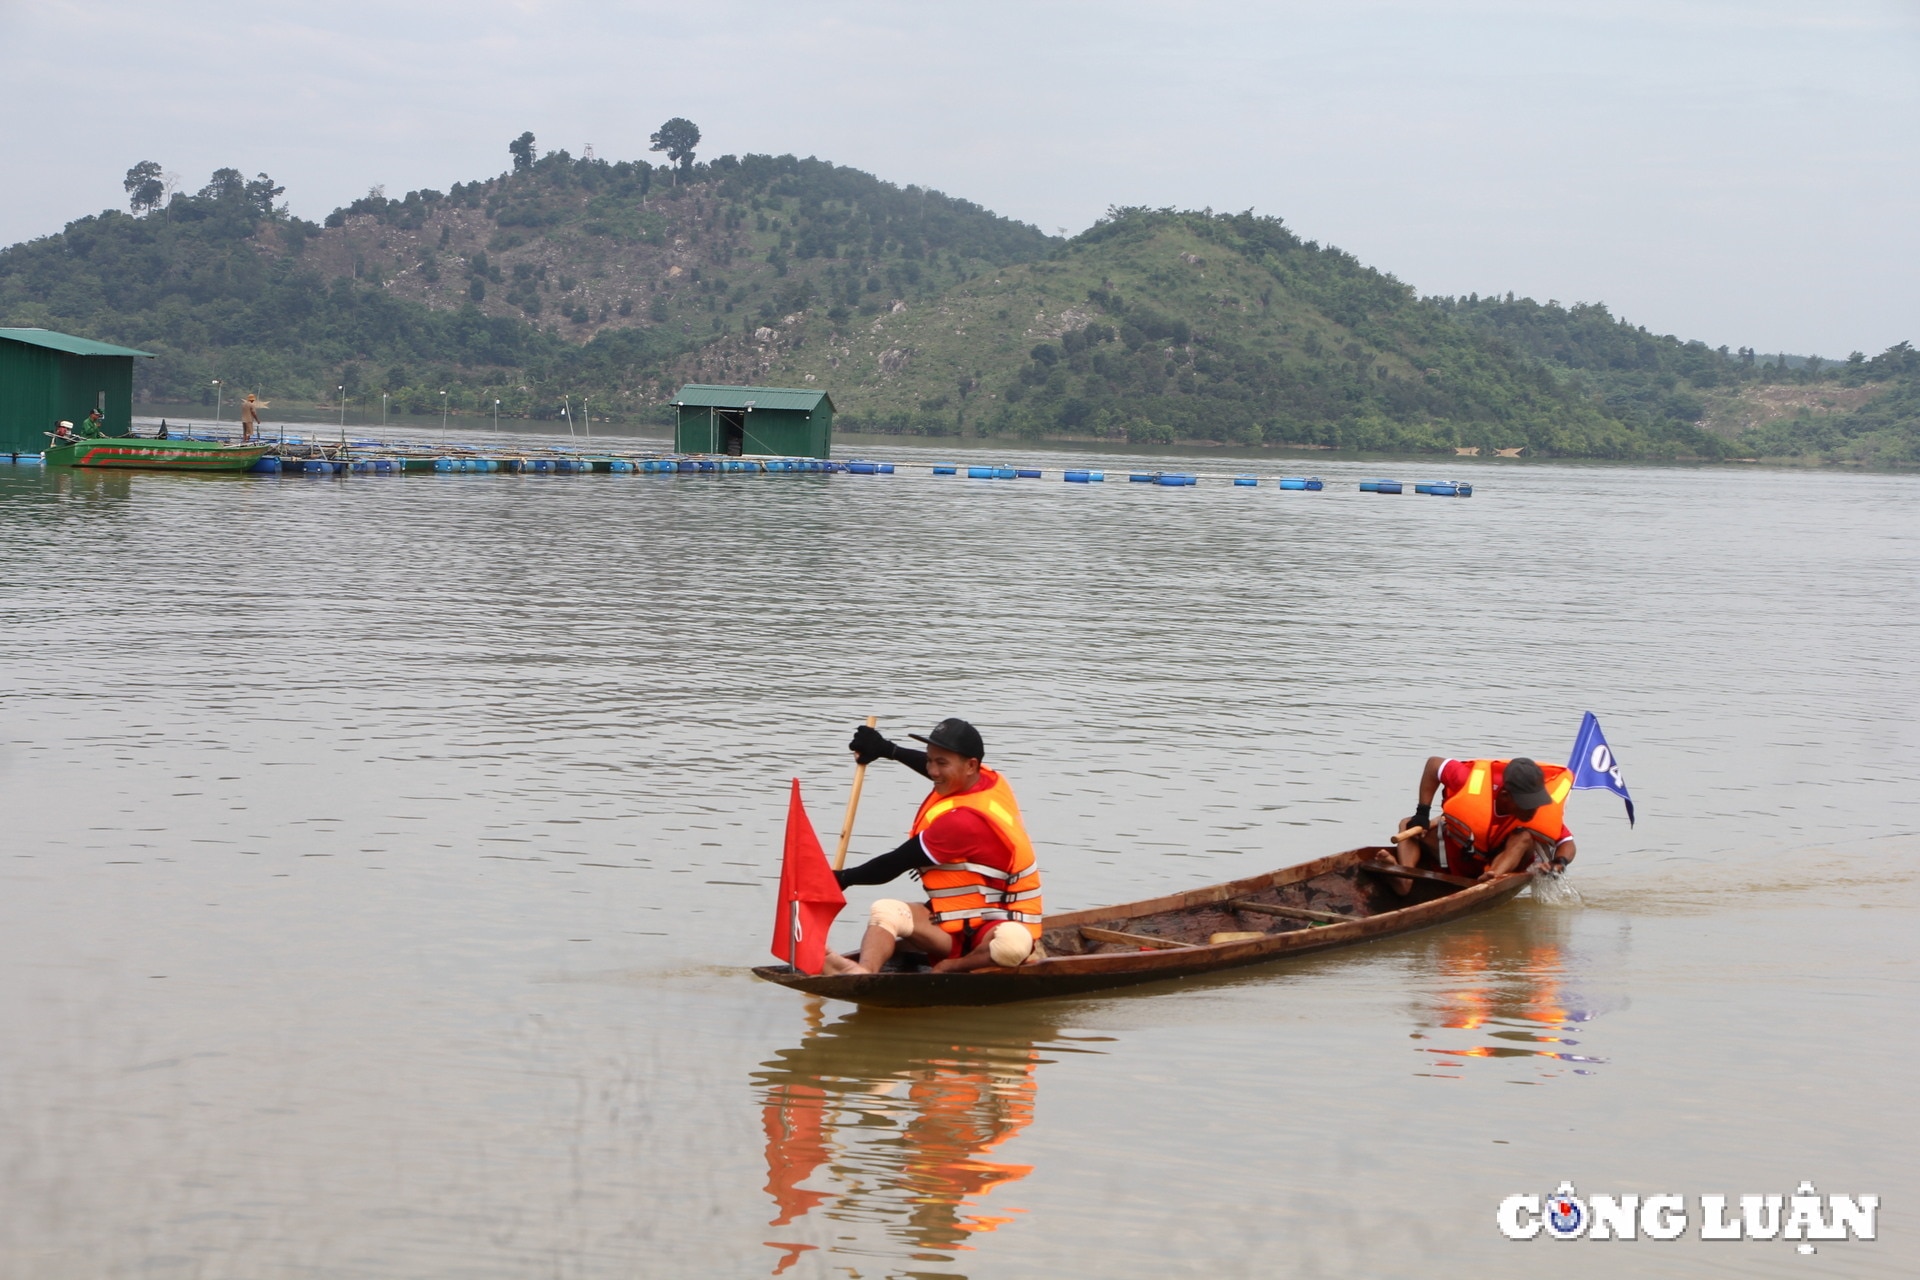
[869,899,914,939]
[986,923,1035,968]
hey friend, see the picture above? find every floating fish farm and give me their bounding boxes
[4,429,1473,495]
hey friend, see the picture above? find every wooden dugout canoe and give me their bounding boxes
[44,436,272,472]
[753,847,1536,1008]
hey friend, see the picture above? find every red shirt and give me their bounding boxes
[1438,758,1573,849]
[918,778,1017,871]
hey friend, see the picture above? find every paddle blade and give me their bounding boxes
[771,779,846,974]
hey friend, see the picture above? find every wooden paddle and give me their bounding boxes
[831,716,877,872]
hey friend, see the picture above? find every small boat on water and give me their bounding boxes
[754,846,1534,1008]
[44,436,272,472]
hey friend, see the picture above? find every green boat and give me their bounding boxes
[44,436,272,472]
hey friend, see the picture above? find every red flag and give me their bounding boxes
[771,779,846,973]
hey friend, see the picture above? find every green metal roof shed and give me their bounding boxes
[671,384,834,459]
[0,328,154,456]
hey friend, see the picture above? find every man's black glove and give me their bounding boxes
[1402,803,1431,835]
[850,724,896,766]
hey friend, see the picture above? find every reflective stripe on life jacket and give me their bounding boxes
[1437,759,1573,871]
[911,767,1043,939]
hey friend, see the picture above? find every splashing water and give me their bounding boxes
[1530,870,1585,908]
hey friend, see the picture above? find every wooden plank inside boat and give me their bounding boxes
[1079,926,1194,950]
[1227,898,1352,925]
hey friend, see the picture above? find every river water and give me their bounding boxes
[1,434,1914,1278]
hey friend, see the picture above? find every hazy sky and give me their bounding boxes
[4,0,1915,355]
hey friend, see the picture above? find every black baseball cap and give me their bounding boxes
[909,717,985,760]
[1502,758,1553,812]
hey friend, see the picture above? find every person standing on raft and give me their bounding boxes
[823,718,1043,976]
[1391,756,1578,884]
[239,393,268,443]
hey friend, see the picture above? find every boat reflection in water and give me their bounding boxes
[754,1001,1087,1275]
[1404,905,1613,1081]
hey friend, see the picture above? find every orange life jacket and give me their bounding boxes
[1438,759,1573,871]
[911,768,1043,940]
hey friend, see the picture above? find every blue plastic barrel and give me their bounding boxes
[251,456,281,474]
[608,459,634,473]
[848,461,877,475]
[433,457,455,472]
[966,465,996,479]
[933,464,956,475]
[1454,482,1473,497]
[1154,473,1184,486]
[878,463,894,474]
[1360,479,1402,494]
[1305,477,1324,491]
[305,458,332,475]
[1015,468,1042,479]
[1064,470,1091,483]
[1278,477,1306,490]
[1128,473,1153,483]
[1234,475,1258,486]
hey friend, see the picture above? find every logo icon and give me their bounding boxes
[1545,1182,1587,1239]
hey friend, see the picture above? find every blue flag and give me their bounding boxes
[1568,712,1635,826]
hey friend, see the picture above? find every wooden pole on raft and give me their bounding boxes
[832,716,877,872]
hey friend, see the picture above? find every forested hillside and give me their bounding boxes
[1443,296,1918,465]
[1,134,1912,462]
[0,142,1052,423]
[731,207,1692,455]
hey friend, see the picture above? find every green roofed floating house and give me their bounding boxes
[0,327,154,457]
[672,384,833,459]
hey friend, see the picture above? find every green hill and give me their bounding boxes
[1444,296,1919,464]
[727,207,1693,456]
[0,148,1053,423]
[2,139,1913,462]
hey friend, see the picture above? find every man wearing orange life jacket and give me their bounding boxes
[1390,756,1578,885]
[822,718,1043,976]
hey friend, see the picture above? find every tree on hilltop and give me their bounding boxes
[123,161,164,215]
[200,168,247,201]
[509,132,536,172]
[245,172,286,218]
[649,117,700,173]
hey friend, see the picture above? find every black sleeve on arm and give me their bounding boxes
[892,747,930,778]
[835,835,934,888]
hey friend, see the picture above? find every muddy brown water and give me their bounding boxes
[1,437,1914,1277]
